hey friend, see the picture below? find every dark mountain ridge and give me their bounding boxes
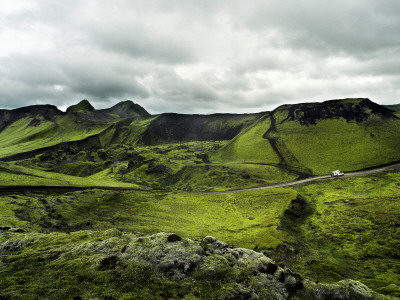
[0,104,62,132]
[0,100,150,133]
[1,97,399,154]
[65,99,95,114]
[140,112,263,145]
[276,98,399,126]
[65,100,150,122]
[100,100,150,118]
[384,103,400,112]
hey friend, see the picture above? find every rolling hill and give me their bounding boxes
[2,98,400,185]
[1,98,400,299]
[215,98,400,175]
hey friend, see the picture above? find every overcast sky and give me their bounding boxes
[1,0,400,114]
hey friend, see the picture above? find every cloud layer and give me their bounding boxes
[1,0,400,114]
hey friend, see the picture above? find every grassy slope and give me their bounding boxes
[212,115,280,164]
[166,162,298,191]
[1,165,400,297]
[214,101,400,176]
[0,162,139,188]
[0,115,110,158]
[274,170,400,296]
[275,111,400,175]
[0,188,296,250]
[82,141,297,191]
[2,169,400,297]
[97,116,158,147]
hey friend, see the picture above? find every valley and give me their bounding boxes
[0,98,400,299]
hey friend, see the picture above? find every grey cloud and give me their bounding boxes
[1,1,400,114]
[88,20,196,64]
[238,0,400,56]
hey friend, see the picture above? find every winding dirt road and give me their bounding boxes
[217,161,400,193]
[1,162,400,194]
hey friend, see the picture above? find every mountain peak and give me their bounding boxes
[66,100,95,114]
[105,100,150,117]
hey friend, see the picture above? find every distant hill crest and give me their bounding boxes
[275,98,398,126]
[66,100,95,114]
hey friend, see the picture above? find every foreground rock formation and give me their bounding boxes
[0,230,392,299]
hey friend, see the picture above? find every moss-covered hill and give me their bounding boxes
[1,168,400,297]
[1,98,400,298]
[0,100,150,159]
[3,98,400,178]
[2,98,400,192]
[0,100,261,161]
[0,230,391,299]
[215,98,400,175]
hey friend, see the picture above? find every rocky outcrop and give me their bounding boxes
[277,98,399,126]
[139,113,261,145]
[0,231,393,299]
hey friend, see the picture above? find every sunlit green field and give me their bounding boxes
[2,98,400,298]
[0,115,110,158]
[277,117,400,174]
[0,162,139,189]
[283,169,400,296]
[212,115,280,164]
[0,188,296,250]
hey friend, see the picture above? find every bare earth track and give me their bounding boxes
[219,161,400,193]
[1,162,400,194]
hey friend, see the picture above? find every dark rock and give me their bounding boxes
[121,245,128,253]
[241,171,250,179]
[146,161,168,174]
[259,262,278,275]
[139,113,254,145]
[196,153,210,163]
[99,256,118,270]
[278,271,286,283]
[167,233,182,242]
[0,226,11,232]
[9,228,25,233]
[28,118,41,127]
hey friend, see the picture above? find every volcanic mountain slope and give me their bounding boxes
[384,103,400,113]
[0,100,262,160]
[0,100,151,159]
[66,99,150,121]
[215,98,400,175]
[2,98,400,178]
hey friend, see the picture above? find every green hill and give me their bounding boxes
[2,98,400,187]
[1,98,400,298]
[0,100,151,159]
[214,98,400,175]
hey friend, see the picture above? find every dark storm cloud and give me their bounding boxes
[1,0,400,113]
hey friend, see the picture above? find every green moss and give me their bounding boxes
[0,115,110,159]
[273,169,400,294]
[213,116,280,164]
[277,117,400,174]
[1,188,296,250]
[0,161,139,188]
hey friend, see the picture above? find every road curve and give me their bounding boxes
[1,162,400,194]
[216,161,400,193]
[0,185,148,193]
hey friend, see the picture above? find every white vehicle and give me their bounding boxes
[331,170,344,177]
